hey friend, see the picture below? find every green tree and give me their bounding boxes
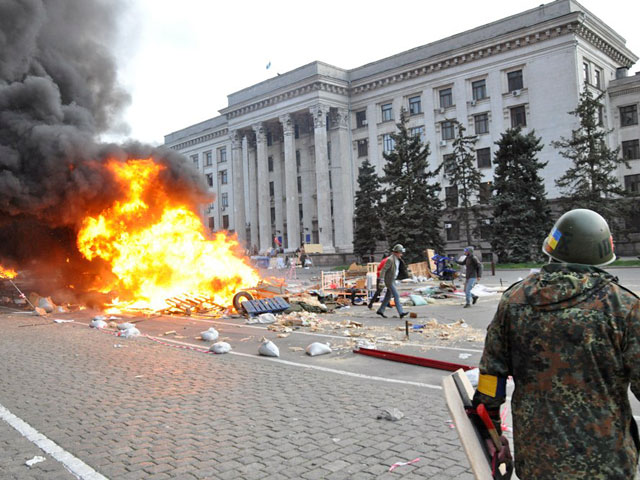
[381,109,443,263]
[353,158,385,262]
[553,89,630,225]
[491,127,551,262]
[442,121,483,246]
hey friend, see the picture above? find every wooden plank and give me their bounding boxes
[442,370,492,480]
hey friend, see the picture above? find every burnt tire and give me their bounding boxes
[233,291,254,313]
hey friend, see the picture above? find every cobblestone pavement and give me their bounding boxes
[0,315,475,479]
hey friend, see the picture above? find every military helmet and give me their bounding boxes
[392,244,405,253]
[542,209,615,266]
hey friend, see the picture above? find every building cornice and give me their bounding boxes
[608,86,640,98]
[221,80,348,120]
[574,23,636,67]
[168,128,229,151]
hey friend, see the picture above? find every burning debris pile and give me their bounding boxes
[0,1,259,312]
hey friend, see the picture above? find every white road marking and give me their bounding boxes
[0,404,108,480]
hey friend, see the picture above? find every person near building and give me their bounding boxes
[472,208,640,479]
[457,246,481,307]
[367,252,389,309]
[376,244,409,319]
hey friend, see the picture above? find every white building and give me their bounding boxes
[164,0,639,258]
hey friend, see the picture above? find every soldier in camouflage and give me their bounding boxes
[473,209,640,479]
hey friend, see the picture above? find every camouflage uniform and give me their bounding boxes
[474,263,640,479]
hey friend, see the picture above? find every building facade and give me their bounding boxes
[164,0,639,257]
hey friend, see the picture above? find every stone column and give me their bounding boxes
[334,107,354,250]
[310,104,334,252]
[279,114,300,251]
[242,135,251,243]
[230,130,246,247]
[253,123,271,253]
[247,138,259,252]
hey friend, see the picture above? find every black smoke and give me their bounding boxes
[0,0,209,299]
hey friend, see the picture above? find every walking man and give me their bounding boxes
[472,209,640,478]
[367,252,389,309]
[457,246,481,307]
[376,244,409,319]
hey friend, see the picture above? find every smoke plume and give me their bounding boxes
[0,0,209,297]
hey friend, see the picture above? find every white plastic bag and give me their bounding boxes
[117,322,135,330]
[257,313,276,324]
[258,340,280,357]
[90,318,107,329]
[201,327,219,342]
[118,327,140,338]
[210,341,231,354]
[305,342,332,356]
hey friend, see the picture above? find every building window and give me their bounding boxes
[220,170,228,185]
[357,139,368,157]
[221,192,229,207]
[622,140,640,160]
[409,96,422,115]
[356,110,367,128]
[206,173,213,187]
[299,203,303,220]
[625,174,640,194]
[410,126,425,143]
[266,132,273,146]
[269,181,274,197]
[620,105,638,127]
[297,176,302,194]
[270,207,276,224]
[477,148,491,168]
[480,219,492,240]
[598,106,605,126]
[507,70,523,92]
[472,80,487,101]
[510,105,527,128]
[268,156,274,172]
[445,185,458,208]
[583,62,590,84]
[594,69,602,89]
[445,221,459,241]
[204,151,213,166]
[296,150,301,172]
[208,217,215,230]
[218,147,227,163]
[294,124,299,139]
[327,142,331,161]
[222,215,229,229]
[381,103,393,122]
[191,154,199,169]
[479,181,492,203]
[383,134,395,153]
[439,88,453,109]
[474,113,489,134]
[442,121,455,140]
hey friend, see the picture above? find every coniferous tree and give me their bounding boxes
[353,158,385,262]
[491,127,551,262]
[442,121,482,246]
[381,109,443,263]
[553,89,630,225]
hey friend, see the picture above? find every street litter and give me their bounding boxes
[90,318,107,329]
[305,342,332,356]
[377,407,404,421]
[200,327,219,342]
[117,322,135,330]
[459,353,472,359]
[246,312,276,324]
[210,341,231,354]
[388,458,420,472]
[258,340,280,357]
[53,319,73,323]
[25,456,46,467]
[117,326,140,338]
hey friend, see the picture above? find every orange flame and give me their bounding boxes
[77,158,259,310]
[0,265,17,279]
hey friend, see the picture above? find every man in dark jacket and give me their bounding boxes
[473,209,640,479]
[376,244,409,319]
[457,246,481,308]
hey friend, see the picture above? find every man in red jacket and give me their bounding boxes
[367,254,389,309]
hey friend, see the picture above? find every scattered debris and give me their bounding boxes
[90,317,107,329]
[210,341,231,354]
[117,326,140,338]
[25,456,46,467]
[258,340,280,357]
[389,457,421,472]
[306,342,332,356]
[377,407,404,421]
[53,319,73,324]
[200,327,219,342]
